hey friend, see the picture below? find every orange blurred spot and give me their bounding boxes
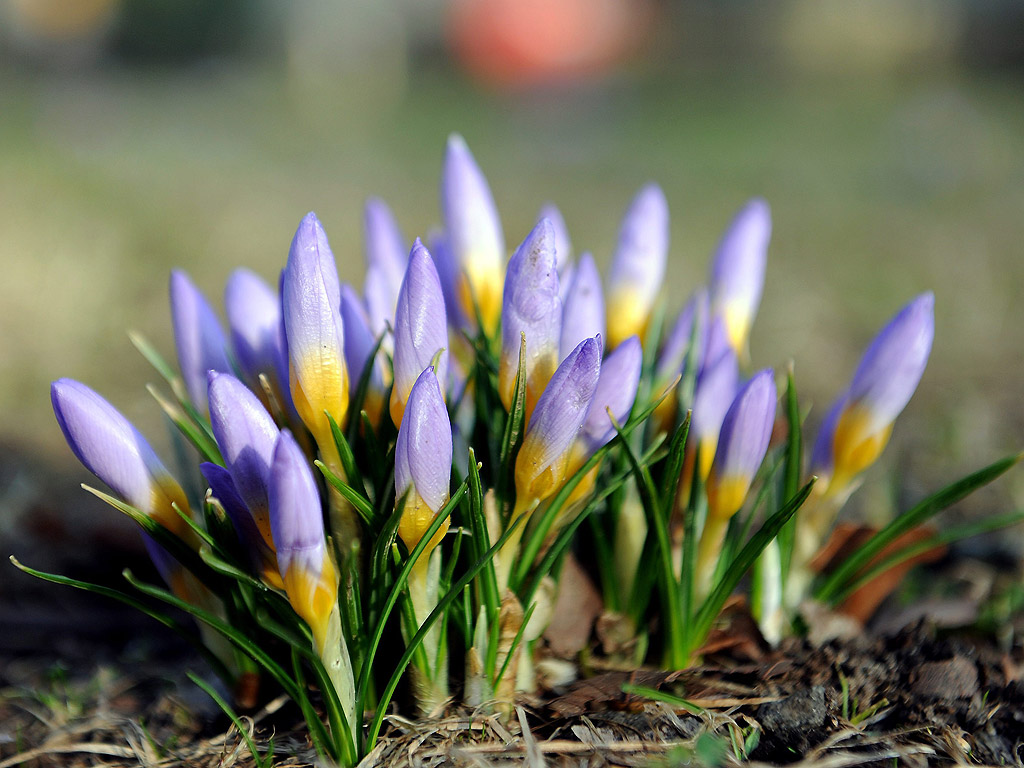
[448,0,653,87]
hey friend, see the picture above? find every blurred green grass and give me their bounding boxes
[1,65,1022,502]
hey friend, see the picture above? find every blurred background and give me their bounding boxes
[1,0,1023,567]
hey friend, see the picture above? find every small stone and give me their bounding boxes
[911,656,978,700]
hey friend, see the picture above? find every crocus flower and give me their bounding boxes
[52,378,192,540]
[708,198,771,356]
[281,212,348,446]
[690,325,741,483]
[656,289,709,386]
[52,378,196,596]
[207,371,279,548]
[440,134,505,336]
[560,336,643,508]
[170,269,233,412]
[579,336,642,455]
[268,429,338,653]
[499,219,561,416]
[395,367,453,555]
[390,240,449,427]
[559,252,605,361]
[605,184,669,349]
[537,202,572,273]
[363,197,407,347]
[515,336,601,506]
[822,292,934,496]
[341,283,389,426]
[224,268,288,396]
[706,369,777,522]
[201,461,282,588]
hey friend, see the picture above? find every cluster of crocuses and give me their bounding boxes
[43,134,962,762]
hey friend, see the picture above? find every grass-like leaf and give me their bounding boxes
[621,682,703,714]
[316,460,376,527]
[365,513,527,751]
[188,672,273,768]
[690,479,815,656]
[9,557,232,683]
[815,451,1022,603]
[829,508,1024,606]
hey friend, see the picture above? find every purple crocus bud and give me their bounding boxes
[268,429,338,652]
[537,202,572,272]
[390,240,449,428]
[580,335,642,454]
[606,184,669,349]
[281,212,348,446]
[656,289,709,384]
[560,252,605,361]
[706,369,777,521]
[363,197,408,292]
[499,219,562,416]
[340,283,388,426]
[808,392,848,485]
[170,269,233,412]
[363,197,407,346]
[394,367,453,555]
[441,134,505,336]
[690,330,741,482]
[207,371,280,547]
[201,461,282,588]
[427,229,466,329]
[708,198,771,356]
[51,378,193,542]
[515,336,601,504]
[826,292,934,495]
[224,268,287,392]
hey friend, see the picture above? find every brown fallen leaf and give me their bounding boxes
[812,522,946,624]
[543,552,603,658]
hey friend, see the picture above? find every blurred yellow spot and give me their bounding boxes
[10,0,117,40]
[606,288,649,350]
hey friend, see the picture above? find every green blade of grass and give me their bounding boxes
[815,451,1022,603]
[830,508,1024,606]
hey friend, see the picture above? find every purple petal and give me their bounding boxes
[395,367,452,513]
[224,268,287,391]
[656,289,709,383]
[560,252,604,360]
[537,202,572,272]
[170,269,233,412]
[281,212,348,434]
[712,369,777,483]
[708,198,771,352]
[363,197,408,291]
[606,184,669,347]
[391,240,449,424]
[268,430,326,579]
[207,371,279,518]
[520,336,602,477]
[51,378,176,514]
[847,292,934,435]
[440,134,505,331]
[500,219,561,406]
[809,392,848,480]
[581,335,642,452]
[201,461,266,557]
[691,342,740,444]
